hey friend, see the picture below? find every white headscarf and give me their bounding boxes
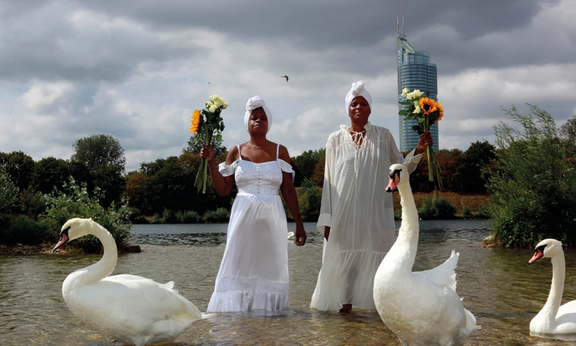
[345,80,372,114]
[244,95,272,133]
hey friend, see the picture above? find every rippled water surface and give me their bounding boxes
[2,220,576,345]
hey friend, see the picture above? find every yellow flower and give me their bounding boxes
[419,97,438,115]
[190,109,201,133]
[435,102,444,123]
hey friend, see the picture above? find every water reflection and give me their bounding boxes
[2,220,576,345]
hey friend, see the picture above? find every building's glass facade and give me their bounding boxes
[397,36,439,152]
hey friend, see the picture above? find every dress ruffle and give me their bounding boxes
[219,158,294,180]
[218,160,239,177]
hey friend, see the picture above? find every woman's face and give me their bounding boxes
[348,96,371,123]
[249,108,268,134]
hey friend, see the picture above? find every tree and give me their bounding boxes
[123,171,147,211]
[486,105,576,248]
[296,178,322,221]
[293,149,325,187]
[139,157,203,214]
[0,151,35,191]
[32,157,72,194]
[452,141,495,193]
[310,157,325,187]
[0,164,19,215]
[560,114,576,158]
[71,134,126,172]
[410,149,462,193]
[437,149,462,191]
[560,114,576,144]
[71,134,126,206]
[91,163,126,207]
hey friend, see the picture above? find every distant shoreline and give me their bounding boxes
[393,191,491,215]
[1,192,491,255]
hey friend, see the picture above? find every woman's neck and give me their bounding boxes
[350,120,367,133]
[248,136,269,149]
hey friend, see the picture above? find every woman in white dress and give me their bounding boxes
[310,81,432,313]
[201,95,307,313]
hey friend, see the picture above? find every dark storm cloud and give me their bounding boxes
[0,0,574,171]
[76,0,565,77]
[0,1,208,83]
[81,0,390,48]
[0,0,563,83]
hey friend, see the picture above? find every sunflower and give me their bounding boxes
[418,97,438,115]
[190,109,201,133]
[434,102,444,124]
[419,97,444,124]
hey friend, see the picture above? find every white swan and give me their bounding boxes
[528,238,576,335]
[53,218,206,346]
[373,163,476,346]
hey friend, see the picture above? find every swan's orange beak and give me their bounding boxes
[53,228,70,252]
[528,249,543,264]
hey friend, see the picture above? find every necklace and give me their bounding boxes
[249,140,269,150]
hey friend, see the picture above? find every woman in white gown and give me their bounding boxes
[310,81,431,313]
[201,95,307,313]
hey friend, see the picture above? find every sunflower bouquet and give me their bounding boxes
[190,95,228,193]
[399,88,444,190]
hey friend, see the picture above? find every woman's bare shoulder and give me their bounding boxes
[226,145,241,164]
[276,143,291,161]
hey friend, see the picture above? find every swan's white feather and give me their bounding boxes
[56,218,205,346]
[373,164,476,346]
[530,239,576,336]
[413,250,459,291]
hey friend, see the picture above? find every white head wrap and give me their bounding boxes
[345,80,372,114]
[244,95,272,133]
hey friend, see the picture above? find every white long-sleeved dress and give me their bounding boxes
[310,122,421,311]
[207,144,294,312]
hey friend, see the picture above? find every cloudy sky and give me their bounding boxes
[1,0,574,171]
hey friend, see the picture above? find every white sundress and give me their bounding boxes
[206,144,295,312]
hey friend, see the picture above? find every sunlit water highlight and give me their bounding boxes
[2,220,576,345]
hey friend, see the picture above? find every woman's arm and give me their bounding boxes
[200,145,236,196]
[278,145,307,246]
[317,139,334,240]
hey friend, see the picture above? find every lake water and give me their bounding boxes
[2,219,576,345]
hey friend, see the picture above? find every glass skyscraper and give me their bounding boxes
[397,36,439,152]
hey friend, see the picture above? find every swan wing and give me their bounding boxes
[413,250,459,291]
[558,300,576,317]
[66,275,202,345]
[553,301,576,334]
[378,278,474,345]
[102,274,203,319]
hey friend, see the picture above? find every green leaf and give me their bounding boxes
[411,125,423,133]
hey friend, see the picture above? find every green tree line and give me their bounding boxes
[2,105,576,248]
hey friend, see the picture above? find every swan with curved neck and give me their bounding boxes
[373,163,476,346]
[53,218,205,346]
[529,238,576,335]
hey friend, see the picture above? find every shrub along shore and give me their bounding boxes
[0,192,491,255]
[394,191,491,218]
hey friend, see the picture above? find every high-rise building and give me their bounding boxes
[397,33,439,152]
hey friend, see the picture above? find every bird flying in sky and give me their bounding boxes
[281,75,289,82]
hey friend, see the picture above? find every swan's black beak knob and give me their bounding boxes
[386,169,401,193]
